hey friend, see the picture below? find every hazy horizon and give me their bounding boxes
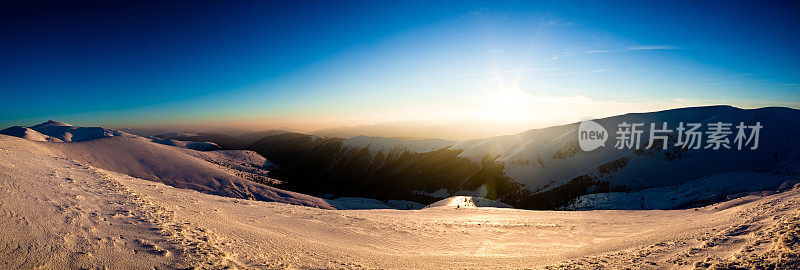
[3,104,792,141]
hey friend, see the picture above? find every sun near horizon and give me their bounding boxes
[1,1,798,138]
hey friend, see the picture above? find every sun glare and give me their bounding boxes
[481,86,534,122]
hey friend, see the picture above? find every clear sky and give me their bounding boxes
[1,0,798,132]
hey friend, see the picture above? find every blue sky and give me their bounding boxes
[1,0,798,130]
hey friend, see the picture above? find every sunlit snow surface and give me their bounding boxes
[1,134,798,269]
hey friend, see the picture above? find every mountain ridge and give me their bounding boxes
[5,106,799,210]
[238,106,800,210]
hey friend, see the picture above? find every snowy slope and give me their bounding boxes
[564,169,799,210]
[43,136,334,209]
[0,121,335,209]
[2,134,798,268]
[184,149,283,185]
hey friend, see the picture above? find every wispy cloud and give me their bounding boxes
[585,45,680,54]
[775,82,800,89]
[624,45,680,51]
[446,68,563,79]
[550,48,576,60]
[588,69,606,74]
[700,81,731,86]
[545,19,573,27]
[584,50,615,54]
[546,71,580,76]
[698,76,800,90]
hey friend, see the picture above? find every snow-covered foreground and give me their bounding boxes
[1,135,798,269]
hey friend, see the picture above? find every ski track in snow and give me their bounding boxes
[1,135,798,269]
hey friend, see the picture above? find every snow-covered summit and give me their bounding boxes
[1,120,131,142]
[30,120,72,128]
[0,126,62,142]
[0,121,222,151]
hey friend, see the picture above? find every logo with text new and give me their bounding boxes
[579,120,607,151]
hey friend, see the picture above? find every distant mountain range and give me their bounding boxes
[5,105,800,210]
[310,121,538,141]
[154,105,800,210]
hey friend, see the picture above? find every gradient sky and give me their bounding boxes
[1,0,799,131]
